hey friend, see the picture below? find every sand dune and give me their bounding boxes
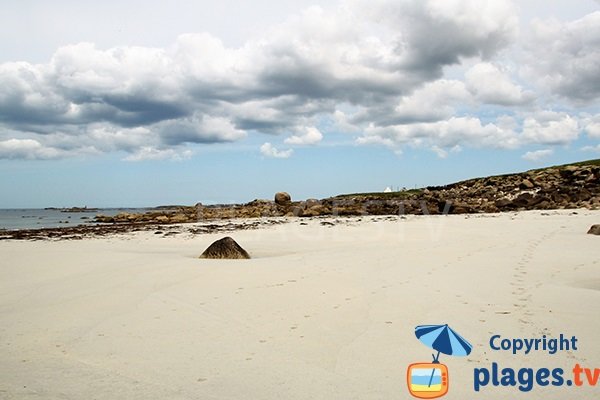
[1,210,599,399]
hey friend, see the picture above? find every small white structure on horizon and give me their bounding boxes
[383,186,392,193]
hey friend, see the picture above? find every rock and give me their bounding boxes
[301,204,331,217]
[512,193,534,208]
[586,174,598,183]
[520,179,535,189]
[94,214,114,223]
[274,192,291,206]
[169,214,189,223]
[305,198,321,208]
[247,199,272,206]
[199,237,251,259]
[284,206,304,217]
[154,215,170,223]
[587,225,600,235]
[449,202,473,214]
[494,198,512,208]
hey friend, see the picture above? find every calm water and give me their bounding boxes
[0,208,151,230]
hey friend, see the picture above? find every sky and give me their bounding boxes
[0,0,599,208]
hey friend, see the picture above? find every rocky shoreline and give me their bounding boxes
[2,160,598,240]
[95,161,600,222]
[0,218,288,241]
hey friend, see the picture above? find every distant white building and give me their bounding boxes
[383,186,392,193]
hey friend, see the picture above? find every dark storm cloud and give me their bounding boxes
[100,96,189,127]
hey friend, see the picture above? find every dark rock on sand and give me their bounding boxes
[587,225,600,235]
[200,237,251,259]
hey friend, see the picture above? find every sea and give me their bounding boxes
[0,208,151,230]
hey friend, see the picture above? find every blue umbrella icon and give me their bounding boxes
[415,324,472,387]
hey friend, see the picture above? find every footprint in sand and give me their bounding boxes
[510,230,559,331]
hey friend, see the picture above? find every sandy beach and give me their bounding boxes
[1,210,599,399]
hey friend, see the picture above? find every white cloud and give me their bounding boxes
[465,62,534,106]
[0,0,523,160]
[0,138,66,160]
[284,126,323,145]
[523,12,600,102]
[581,144,600,153]
[431,144,462,158]
[332,109,361,133]
[0,1,597,161]
[377,0,518,75]
[384,79,470,125]
[357,116,520,153]
[522,149,553,162]
[521,112,579,145]
[583,116,600,139]
[123,147,193,162]
[87,125,154,153]
[260,142,293,158]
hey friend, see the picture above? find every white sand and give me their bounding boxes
[1,210,599,399]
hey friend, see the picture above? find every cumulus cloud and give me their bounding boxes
[523,12,600,103]
[123,147,193,162]
[431,145,461,159]
[521,111,579,145]
[0,0,596,161]
[377,0,518,77]
[0,0,524,160]
[465,62,534,106]
[260,142,293,159]
[357,116,520,152]
[522,149,553,162]
[351,79,471,126]
[0,139,66,160]
[284,126,323,145]
[581,144,600,153]
[157,114,246,145]
[583,115,600,139]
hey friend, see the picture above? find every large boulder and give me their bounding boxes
[274,192,291,206]
[305,198,321,208]
[200,237,251,259]
[587,225,600,235]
